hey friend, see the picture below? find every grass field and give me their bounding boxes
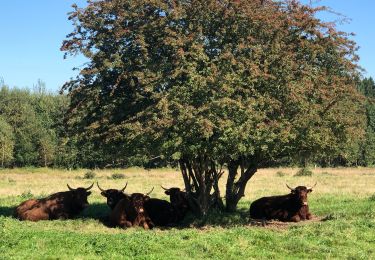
[1,167,374,259]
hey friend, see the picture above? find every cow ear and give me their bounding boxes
[100,191,107,197]
[307,189,313,193]
[165,190,170,195]
[87,191,92,196]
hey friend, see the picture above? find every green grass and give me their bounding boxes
[1,167,375,259]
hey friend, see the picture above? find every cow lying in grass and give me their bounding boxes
[15,183,93,221]
[249,183,316,222]
[98,183,190,228]
[97,182,154,229]
[161,186,190,222]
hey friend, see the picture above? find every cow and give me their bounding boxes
[249,183,316,222]
[15,183,93,221]
[97,182,154,229]
[98,183,185,227]
[161,186,190,222]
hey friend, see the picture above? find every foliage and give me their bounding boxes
[109,173,125,180]
[0,116,14,167]
[83,171,96,179]
[294,167,313,177]
[61,0,365,215]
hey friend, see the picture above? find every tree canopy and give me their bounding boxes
[62,0,365,215]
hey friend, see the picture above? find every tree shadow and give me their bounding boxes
[176,208,251,229]
[79,202,113,226]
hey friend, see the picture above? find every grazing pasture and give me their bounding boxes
[0,167,374,259]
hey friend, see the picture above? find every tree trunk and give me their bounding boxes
[225,159,257,212]
[179,156,224,217]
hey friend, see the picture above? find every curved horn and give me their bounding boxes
[145,187,154,196]
[286,183,294,191]
[67,184,75,191]
[85,183,94,191]
[120,182,128,192]
[160,185,168,191]
[307,182,317,190]
[97,182,105,192]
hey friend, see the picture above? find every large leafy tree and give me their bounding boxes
[62,0,365,215]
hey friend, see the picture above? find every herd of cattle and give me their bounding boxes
[14,182,316,228]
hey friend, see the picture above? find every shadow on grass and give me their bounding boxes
[79,202,112,226]
[81,203,252,230]
[174,208,251,229]
[0,205,15,218]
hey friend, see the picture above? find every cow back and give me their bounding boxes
[144,198,177,226]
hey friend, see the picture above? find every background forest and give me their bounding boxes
[1,77,374,169]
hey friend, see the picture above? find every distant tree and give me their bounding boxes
[62,0,365,215]
[358,77,375,98]
[0,85,70,167]
[0,116,14,167]
[357,77,375,166]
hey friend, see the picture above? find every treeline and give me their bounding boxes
[0,78,375,169]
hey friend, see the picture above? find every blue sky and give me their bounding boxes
[0,1,374,92]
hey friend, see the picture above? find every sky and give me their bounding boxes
[0,0,374,93]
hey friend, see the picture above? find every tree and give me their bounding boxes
[62,0,365,216]
[357,78,375,166]
[0,116,14,167]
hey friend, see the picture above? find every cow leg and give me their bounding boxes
[290,215,301,222]
[306,212,312,220]
[124,220,132,228]
[24,209,50,221]
[146,217,154,229]
[142,221,150,230]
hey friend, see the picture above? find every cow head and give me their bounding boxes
[286,182,316,206]
[97,182,128,209]
[67,183,93,209]
[130,187,154,213]
[162,186,189,211]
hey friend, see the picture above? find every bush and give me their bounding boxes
[109,173,125,180]
[294,167,313,177]
[276,171,285,177]
[83,171,96,179]
[20,190,33,199]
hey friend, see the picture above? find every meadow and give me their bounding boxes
[0,167,374,259]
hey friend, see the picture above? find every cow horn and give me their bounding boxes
[85,183,94,191]
[286,183,294,191]
[97,182,105,192]
[121,182,128,192]
[160,185,168,191]
[67,184,75,191]
[307,182,317,190]
[146,187,154,196]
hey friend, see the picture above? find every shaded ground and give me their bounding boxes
[248,215,330,230]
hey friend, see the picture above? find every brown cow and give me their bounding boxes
[97,182,154,229]
[249,183,316,222]
[15,183,93,221]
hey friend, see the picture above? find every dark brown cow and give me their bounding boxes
[162,186,190,222]
[15,183,93,221]
[97,182,154,229]
[249,183,316,222]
